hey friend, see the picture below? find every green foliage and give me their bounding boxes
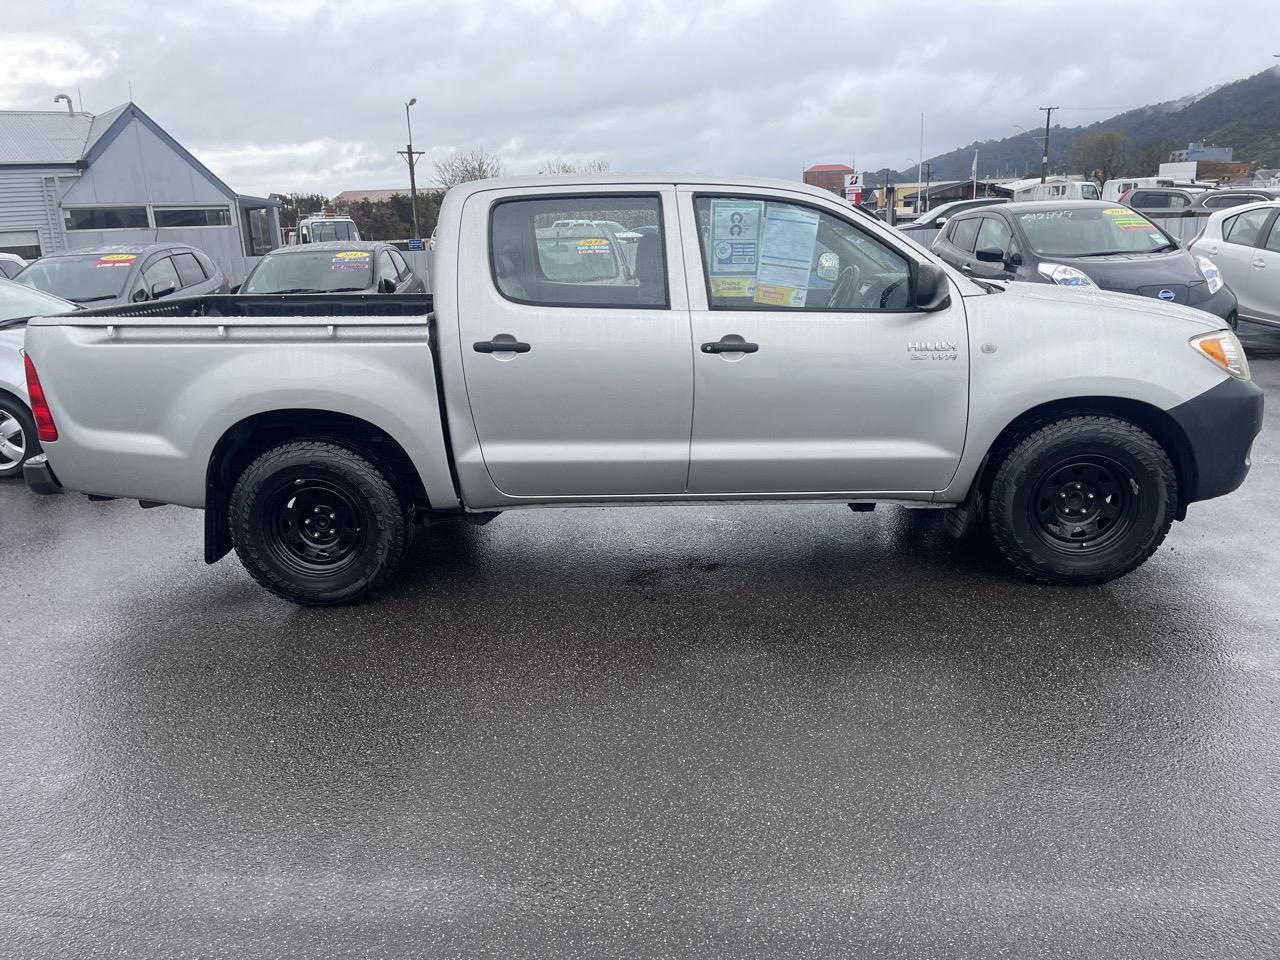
[339,191,445,241]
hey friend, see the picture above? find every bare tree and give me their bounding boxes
[538,158,612,175]
[433,149,504,188]
[1070,130,1129,185]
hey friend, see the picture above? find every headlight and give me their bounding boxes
[1190,331,1250,381]
[1195,255,1224,295]
[1037,262,1095,287]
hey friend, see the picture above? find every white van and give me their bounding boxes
[1007,177,1100,202]
[1102,177,1174,202]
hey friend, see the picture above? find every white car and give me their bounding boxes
[0,253,26,280]
[0,280,77,477]
[1190,201,1280,327]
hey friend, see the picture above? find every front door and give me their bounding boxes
[457,187,693,498]
[679,190,969,495]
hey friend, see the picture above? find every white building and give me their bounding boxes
[0,102,280,274]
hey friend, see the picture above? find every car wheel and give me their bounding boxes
[0,396,38,480]
[987,416,1176,585]
[229,440,412,605]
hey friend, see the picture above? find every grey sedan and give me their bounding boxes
[239,242,426,295]
[14,243,228,306]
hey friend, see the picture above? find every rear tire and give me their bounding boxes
[229,440,411,605]
[987,416,1177,585]
[0,396,38,480]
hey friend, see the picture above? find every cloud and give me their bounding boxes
[4,0,1279,196]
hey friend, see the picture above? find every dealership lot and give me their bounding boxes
[2,329,1278,959]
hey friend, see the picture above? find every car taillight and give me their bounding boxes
[23,353,58,442]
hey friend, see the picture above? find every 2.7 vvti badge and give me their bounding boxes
[21,174,1263,604]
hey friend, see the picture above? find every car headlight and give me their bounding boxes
[1037,262,1095,287]
[1195,255,1224,295]
[1190,330,1250,381]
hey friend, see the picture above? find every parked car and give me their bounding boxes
[930,201,1238,325]
[1190,188,1280,211]
[21,174,1261,605]
[1118,187,1211,217]
[13,244,227,306]
[1102,178,1174,202]
[0,280,77,478]
[896,198,1009,236]
[239,242,426,295]
[1189,201,1280,328]
[0,253,26,280]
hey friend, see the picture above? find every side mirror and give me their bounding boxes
[379,277,397,294]
[150,279,176,299]
[935,216,949,228]
[975,246,1004,263]
[914,262,952,312]
[1007,251,1024,267]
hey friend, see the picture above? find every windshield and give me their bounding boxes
[1015,207,1173,257]
[14,253,137,303]
[0,279,76,327]
[242,250,375,293]
[535,229,623,282]
[306,220,360,243]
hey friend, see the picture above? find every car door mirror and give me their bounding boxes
[1006,251,1024,267]
[150,279,176,299]
[914,262,952,312]
[935,216,949,228]
[975,246,1004,263]
[379,277,397,294]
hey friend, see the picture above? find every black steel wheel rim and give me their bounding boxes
[1029,455,1139,553]
[261,477,369,575]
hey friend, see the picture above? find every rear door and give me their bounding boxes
[1249,211,1280,323]
[457,185,693,497]
[679,188,968,495]
[1204,207,1276,322]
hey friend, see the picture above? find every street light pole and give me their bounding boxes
[1039,105,1057,183]
[397,98,425,241]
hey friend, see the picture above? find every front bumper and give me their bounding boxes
[1192,285,1238,322]
[1168,375,1264,504]
[23,454,63,496]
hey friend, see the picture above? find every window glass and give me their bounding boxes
[308,220,359,243]
[694,195,911,311]
[1167,193,1191,210]
[0,260,21,280]
[377,251,398,289]
[1264,219,1280,254]
[975,217,1012,253]
[1207,195,1252,209]
[243,250,374,293]
[135,256,181,299]
[154,207,232,227]
[1016,207,1171,257]
[13,253,135,303]
[173,252,207,287]
[950,217,980,253]
[66,207,149,230]
[1081,183,1100,200]
[1224,209,1272,246]
[389,249,409,279]
[1132,192,1164,209]
[490,195,665,307]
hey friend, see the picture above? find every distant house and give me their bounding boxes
[802,163,854,195]
[0,102,281,270]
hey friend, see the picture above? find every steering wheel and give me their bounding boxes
[828,265,861,308]
[879,277,909,309]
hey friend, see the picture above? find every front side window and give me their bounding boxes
[694,195,911,311]
[134,256,181,300]
[490,195,665,307]
[389,249,409,279]
[154,207,232,228]
[975,217,1012,254]
[377,251,398,289]
[1224,209,1272,246]
[1081,183,1100,200]
[1016,207,1172,257]
[65,207,149,231]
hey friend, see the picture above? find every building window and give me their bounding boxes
[154,206,232,228]
[65,207,150,231]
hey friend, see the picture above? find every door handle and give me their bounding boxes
[961,263,974,273]
[701,337,759,355]
[473,336,531,354]
[1253,258,1266,269]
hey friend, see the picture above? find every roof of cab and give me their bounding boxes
[445,172,850,203]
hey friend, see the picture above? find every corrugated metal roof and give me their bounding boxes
[83,104,130,155]
[0,110,94,164]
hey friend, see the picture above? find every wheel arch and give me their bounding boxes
[204,409,429,564]
[971,396,1197,521]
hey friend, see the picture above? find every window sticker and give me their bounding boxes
[711,276,756,298]
[709,199,762,278]
[1103,208,1129,215]
[754,205,820,307]
[95,254,136,268]
[576,238,611,255]
[332,251,370,260]
[331,251,372,271]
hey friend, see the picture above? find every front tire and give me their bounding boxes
[229,440,411,605]
[0,397,38,480]
[987,416,1177,585]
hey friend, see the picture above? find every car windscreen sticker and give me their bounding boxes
[709,199,763,277]
[331,251,371,271]
[754,204,820,308]
[95,254,136,268]
[576,238,611,255]
[1103,208,1129,215]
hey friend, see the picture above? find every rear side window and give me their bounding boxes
[1224,209,1272,246]
[173,252,206,287]
[490,195,666,308]
[950,217,980,253]
[1206,195,1255,209]
[1265,219,1280,254]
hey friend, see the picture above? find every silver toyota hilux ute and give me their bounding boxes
[21,175,1264,606]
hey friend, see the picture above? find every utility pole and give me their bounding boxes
[921,161,933,213]
[1039,105,1057,183]
[397,98,424,240]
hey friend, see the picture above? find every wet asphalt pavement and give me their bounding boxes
[3,328,1280,960]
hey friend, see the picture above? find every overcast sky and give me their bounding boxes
[3,0,1278,196]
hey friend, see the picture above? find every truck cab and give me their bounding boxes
[288,213,362,245]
